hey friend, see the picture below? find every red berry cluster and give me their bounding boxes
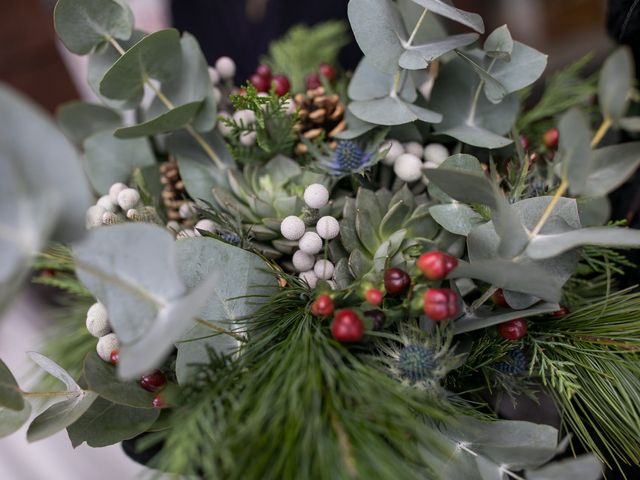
[110,351,167,408]
[498,319,528,340]
[305,63,337,90]
[310,295,365,343]
[417,251,458,280]
[249,64,290,96]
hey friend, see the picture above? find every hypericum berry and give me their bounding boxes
[316,216,340,240]
[293,249,315,272]
[318,63,337,82]
[97,333,120,362]
[152,395,165,409]
[314,259,334,280]
[382,139,404,166]
[303,183,329,209]
[519,135,530,150]
[298,231,323,255]
[552,305,570,317]
[255,64,272,80]
[139,370,167,392]
[306,73,322,90]
[215,56,236,79]
[272,74,290,96]
[491,288,509,307]
[364,309,386,330]
[331,310,364,343]
[86,302,111,338]
[498,319,528,340]
[109,350,119,365]
[543,127,559,150]
[423,288,459,321]
[117,188,140,211]
[417,251,458,280]
[280,216,306,240]
[384,268,411,295]
[364,288,384,306]
[311,294,334,317]
[423,143,449,168]
[393,153,423,182]
[250,73,270,92]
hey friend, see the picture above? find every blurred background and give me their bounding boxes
[0,0,623,478]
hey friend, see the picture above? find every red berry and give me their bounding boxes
[552,305,570,317]
[331,309,364,343]
[109,350,119,366]
[498,319,528,340]
[383,268,411,295]
[311,294,334,317]
[492,289,509,307]
[139,370,167,392]
[364,288,384,306]
[417,251,458,280]
[318,63,337,82]
[250,73,270,93]
[520,135,530,150]
[151,395,165,409]
[364,310,386,331]
[306,73,322,90]
[40,268,56,277]
[272,75,290,96]
[255,64,272,80]
[543,128,559,150]
[423,288,459,321]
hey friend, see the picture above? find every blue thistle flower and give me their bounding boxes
[219,231,241,245]
[317,140,378,177]
[494,349,528,375]
[398,344,436,383]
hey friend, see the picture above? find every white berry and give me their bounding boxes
[298,231,323,255]
[96,333,119,362]
[97,195,117,212]
[195,219,216,235]
[304,184,329,209]
[86,302,110,337]
[86,205,106,228]
[117,188,140,211]
[404,141,424,158]
[217,111,233,137]
[240,131,257,147]
[108,182,127,204]
[293,250,315,272]
[212,87,222,103]
[283,99,297,115]
[299,270,318,288]
[179,202,197,219]
[382,140,404,166]
[215,56,236,79]
[394,153,423,183]
[280,216,306,240]
[233,109,256,125]
[208,66,220,85]
[424,143,450,168]
[316,216,340,240]
[314,259,334,280]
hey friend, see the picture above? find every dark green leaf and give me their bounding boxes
[67,396,159,447]
[0,359,24,411]
[56,101,121,144]
[54,0,133,55]
[599,47,633,122]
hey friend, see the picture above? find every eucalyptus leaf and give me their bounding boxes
[350,96,442,126]
[100,29,182,105]
[457,50,508,104]
[483,25,513,60]
[348,0,406,74]
[527,227,640,259]
[453,302,559,334]
[475,455,504,480]
[67,396,159,448]
[557,108,592,194]
[54,0,134,55]
[174,237,277,384]
[28,352,80,391]
[599,47,633,122]
[334,111,377,139]
[618,116,640,131]
[27,391,98,442]
[576,196,611,227]
[581,142,640,197]
[348,57,417,102]
[83,352,155,408]
[0,359,24,411]
[409,0,484,33]
[429,203,484,236]
[0,400,31,438]
[83,130,156,195]
[114,101,203,139]
[526,454,602,480]
[399,33,479,70]
[56,101,121,144]
[503,290,540,310]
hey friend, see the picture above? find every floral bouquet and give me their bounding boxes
[2,0,640,478]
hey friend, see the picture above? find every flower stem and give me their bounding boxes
[22,390,80,398]
[407,8,428,46]
[591,117,612,148]
[195,318,246,342]
[528,179,569,239]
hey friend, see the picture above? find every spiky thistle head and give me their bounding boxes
[493,349,528,376]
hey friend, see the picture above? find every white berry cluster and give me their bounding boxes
[280,184,340,289]
[85,302,119,363]
[86,182,144,228]
[170,216,217,240]
[381,140,450,183]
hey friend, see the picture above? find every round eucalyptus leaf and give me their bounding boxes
[27,392,98,443]
[399,33,479,70]
[527,455,603,480]
[599,47,633,123]
[0,359,24,411]
[483,24,514,60]
[409,0,484,33]
[350,96,441,126]
[54,0,134,55]
[527,227,640,260]
[577,196,611,227]
[56,101,122,145]
[581,142,640,197]
[114,101,203,139]
[556,108,592,194]
[429,203,484,236]
[0,400,31,438]
[348,56,417,102]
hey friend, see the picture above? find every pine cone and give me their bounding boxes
[293,86,346,156]
[160,158,196,226]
